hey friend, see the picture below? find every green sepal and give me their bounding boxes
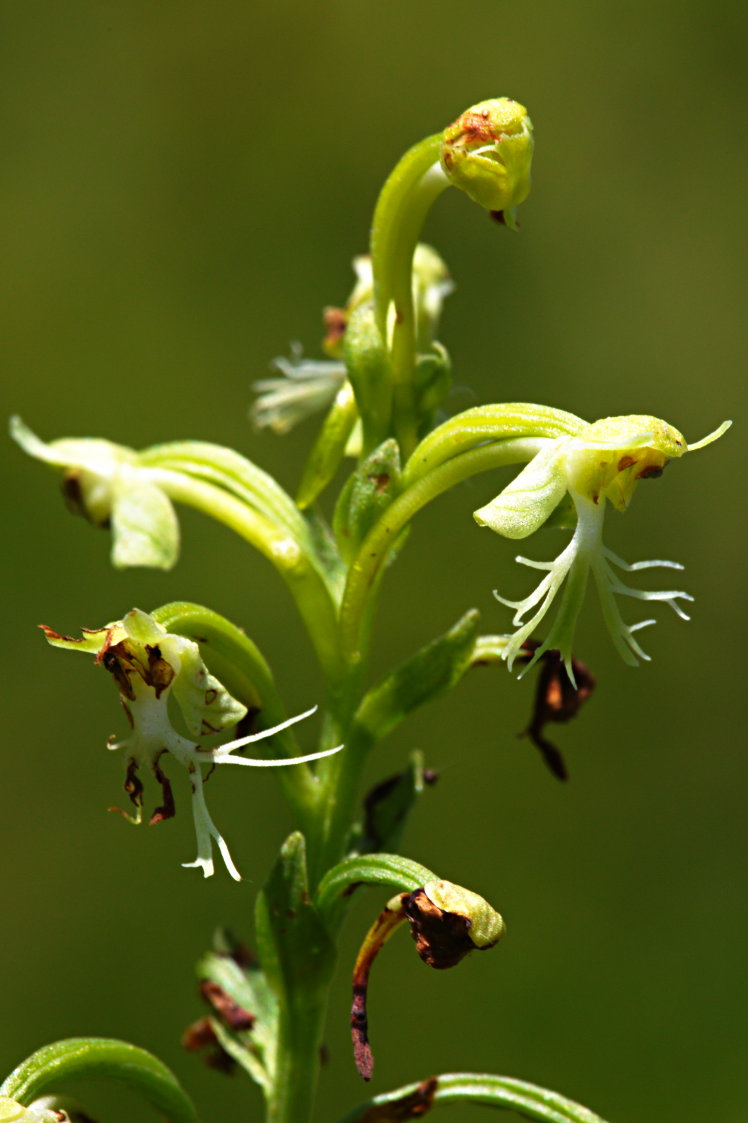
[315,853,436,928]
[296,380,359,510]
[344,304,391,453]
[333,439,402,565]
[352,610,481,750]
[334,1071,611,1123]
[351,750,433,854]
[255,833,336,1014]
[195,928,279,1094]
[0,1039,200,1123]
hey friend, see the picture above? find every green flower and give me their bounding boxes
[43,609,342,880]
[474,415,730,680]
[10,416,179,569]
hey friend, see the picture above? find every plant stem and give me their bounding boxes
[266,1000,330,1123]
[370,134,448,457]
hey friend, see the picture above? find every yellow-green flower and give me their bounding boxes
[474,415,730,679]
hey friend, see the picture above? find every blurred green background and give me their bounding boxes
[1,2,746,1121]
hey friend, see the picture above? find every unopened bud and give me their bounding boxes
[441,98,533,226]
[404,879,506,968]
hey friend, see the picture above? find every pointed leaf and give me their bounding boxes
[352,611,481,749]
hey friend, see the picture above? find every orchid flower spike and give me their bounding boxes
[474,415,731,681]
[42,609,343,880]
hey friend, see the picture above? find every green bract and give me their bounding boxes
[474,415,731,678]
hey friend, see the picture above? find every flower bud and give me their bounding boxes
[351,879,504,1078]
[441,98,534,225]
[404,879,506,968]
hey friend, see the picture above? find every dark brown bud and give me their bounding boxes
[403,880,505,969]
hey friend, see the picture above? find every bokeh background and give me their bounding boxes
[1,3,745,1121]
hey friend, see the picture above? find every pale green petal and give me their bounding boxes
[474,441,567,539]
[110,475,180,570]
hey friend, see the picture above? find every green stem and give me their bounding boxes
[370,133,448,457]
[305,668,370,888]
[142,468,344,681]
[266,1003,329,1123]
[340,435,552,659]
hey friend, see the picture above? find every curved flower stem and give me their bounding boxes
[138,440,310,547]
[370,133,449,457]
[402,403,586,485]
[339,436,552,661]
[142,468,344,682]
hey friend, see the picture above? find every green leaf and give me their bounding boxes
[0,1039,200,1123]
[315,853,435,927]
[334,439,403,565]
[352,610,481,749]
[296,380,359,510]
[334,1071,612,1123]
[255,833,336,1013]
